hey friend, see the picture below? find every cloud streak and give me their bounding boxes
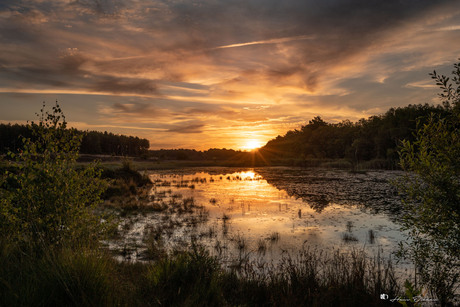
[214,35,315,49]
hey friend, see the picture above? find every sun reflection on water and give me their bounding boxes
[143,168,407,263]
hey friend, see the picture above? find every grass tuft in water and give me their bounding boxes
[267,231,280,243]
[342,232,359,242]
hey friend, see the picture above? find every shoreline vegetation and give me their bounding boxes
[0,238,402,306]
[78,155,397,171]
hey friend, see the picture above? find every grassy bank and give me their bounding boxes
[0,240,402,306]
[3,153,398,171]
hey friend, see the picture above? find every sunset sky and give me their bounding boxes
[1,0,460,150]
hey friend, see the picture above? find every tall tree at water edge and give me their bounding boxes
[397,60,460,305]
[0,102,109,249]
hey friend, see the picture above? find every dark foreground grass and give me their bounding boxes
[0,241,402,307]
[0,242,119,306]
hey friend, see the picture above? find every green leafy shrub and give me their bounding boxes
[0,102,109,249]
[397,60,460,305]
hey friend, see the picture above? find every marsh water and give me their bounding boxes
[108,167,408,266]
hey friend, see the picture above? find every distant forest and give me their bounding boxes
[0,103,454,168]
[0,125,150,157]
[151,103,454,168]
[258,103,452,167]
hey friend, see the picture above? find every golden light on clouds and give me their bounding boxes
[0,0,460,150]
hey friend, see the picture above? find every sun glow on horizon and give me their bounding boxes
[242,139,264,151]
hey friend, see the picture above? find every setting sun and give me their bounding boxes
[242,140,264,151]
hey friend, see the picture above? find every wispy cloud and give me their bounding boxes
[437,25,460,31]
[167,123,205,134]
[405,80,439,89]
[214,35,315,49]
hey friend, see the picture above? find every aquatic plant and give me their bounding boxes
[342,233,358,243]
[368,229,376,244]
[257,239,267,255]
[268,232,280,243]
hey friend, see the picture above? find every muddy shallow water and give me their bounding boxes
[107,167,409,266]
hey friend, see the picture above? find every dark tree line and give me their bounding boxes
[0,124,150,157]
[79,131,149,156]
[0,124,32,154]
[260,103,451,166]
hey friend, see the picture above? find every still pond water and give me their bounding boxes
[110,167,408,265]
